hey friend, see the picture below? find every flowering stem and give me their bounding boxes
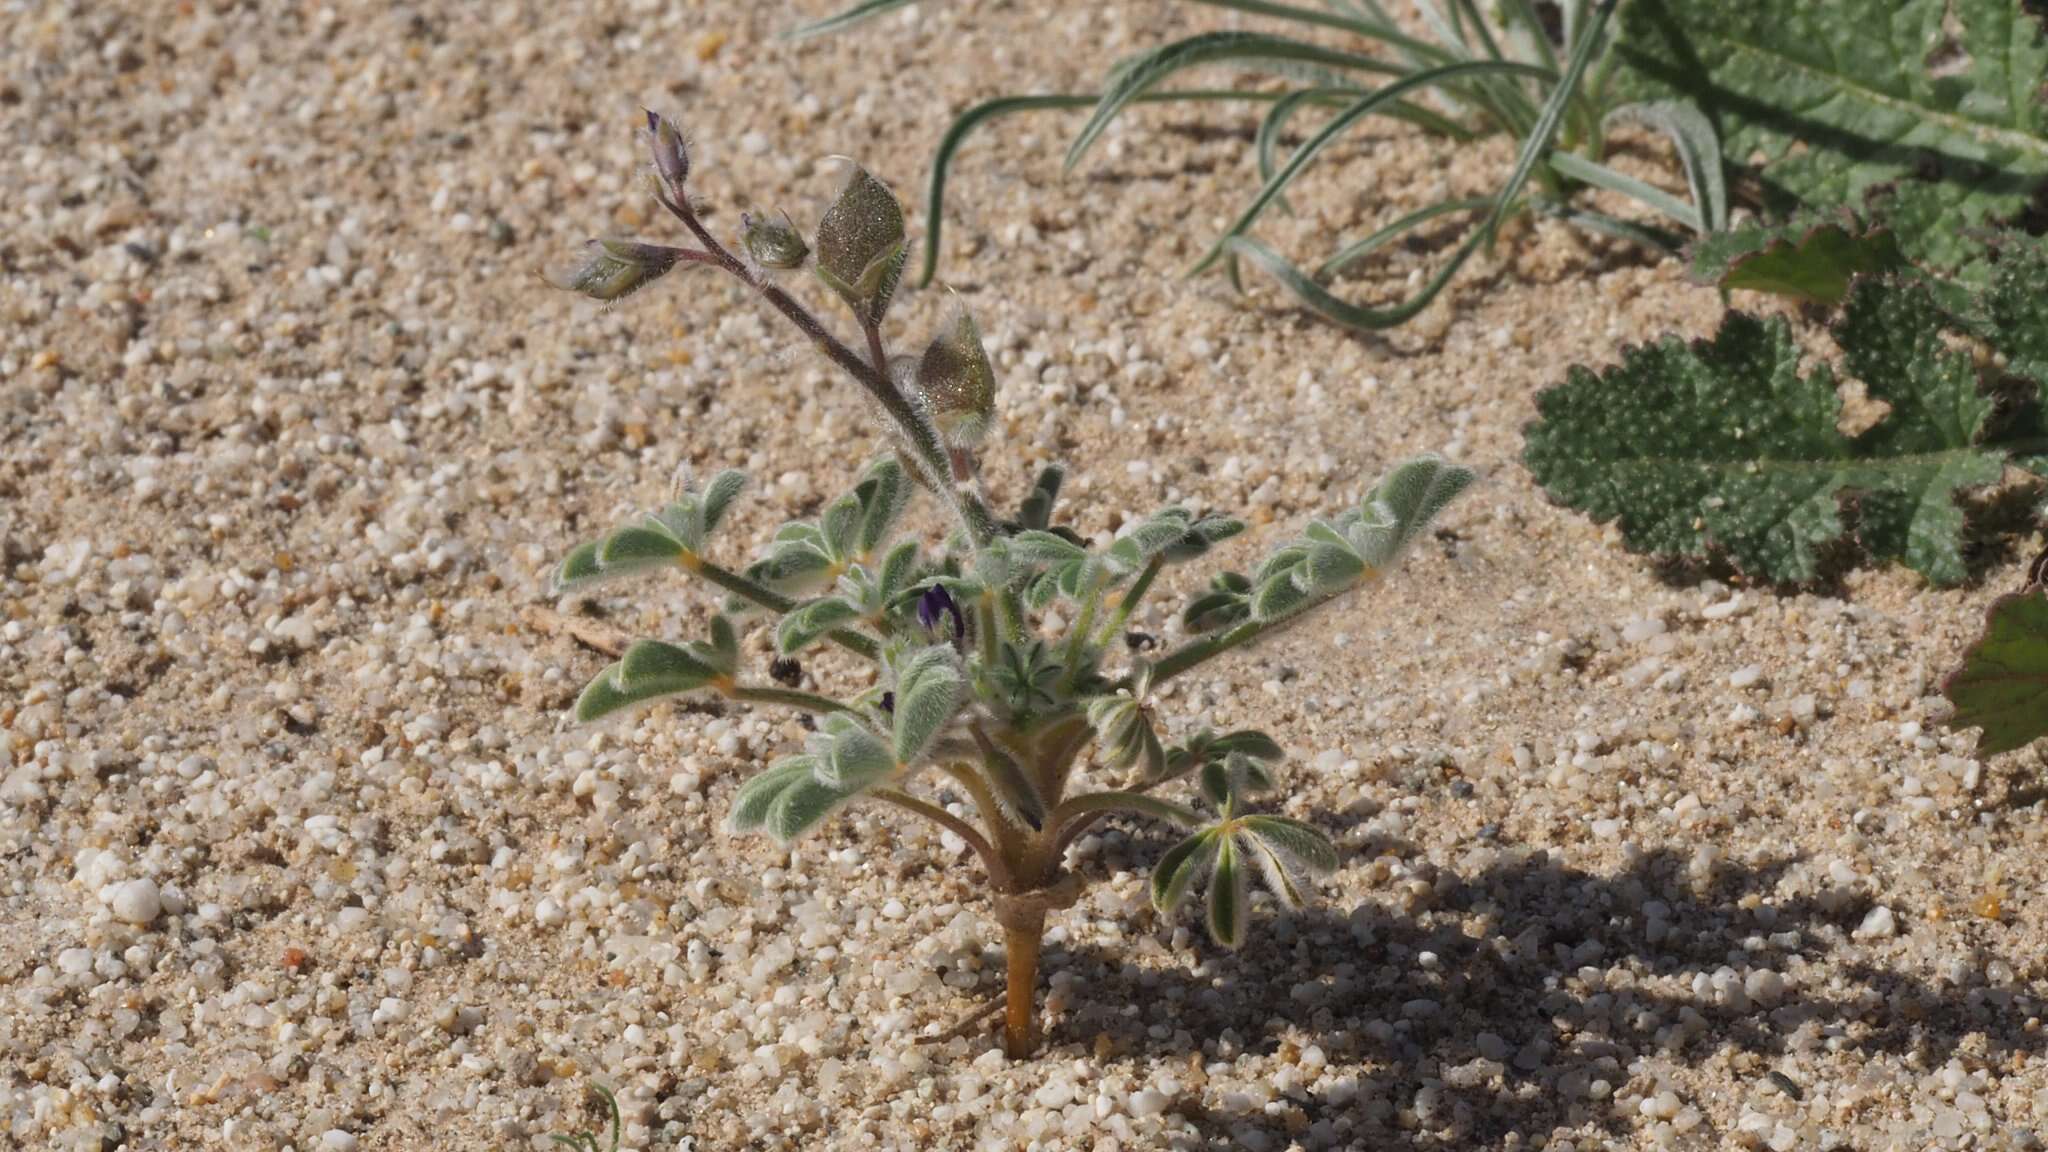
[653,190,998,547]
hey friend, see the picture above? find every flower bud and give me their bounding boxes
[813,161,907,324]
[913,306,997,448]
[546,239,679,303]
[645,109,689,193]
[741,211,809,270]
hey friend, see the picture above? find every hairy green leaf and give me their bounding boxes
[1943,586,2048,756]
[1524,277,2017,585]
[1207,834,1247,948]
[1688,213,1906,304]
[730,758,817,834]
[574,639,723,723]
[777,596,863,655]
[893,646,965,763]
[813,713,897,790]
[1612,0,2048,273]
[1151,829,1220,915]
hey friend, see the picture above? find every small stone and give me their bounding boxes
[322,1131,359,1152]
[109,878,163,925]
[1129,1089,1170,1117]
[1729,664,1764,689]
[1854,906,1897,940]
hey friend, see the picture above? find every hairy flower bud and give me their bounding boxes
[545,239,680,303]
[814,161,907,324]
[741,211,809,270]
[645,109,689,193]
[913,306,997,448]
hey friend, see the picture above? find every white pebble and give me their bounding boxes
[1854,906,1897,940]
[108,878,163,925]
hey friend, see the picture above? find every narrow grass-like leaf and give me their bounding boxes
[1547,151,1701,233]
[1194,59,1553,275]
[1225,231,1487,333]
[1318,196,1493,277]
[785,0,916,39]
[1477,0,1617,248]
[1603,100,1726,232]
[1067,32,1407,171]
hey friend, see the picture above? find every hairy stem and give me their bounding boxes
[1097,556,1163,646]
[873,788,1007,885]
[1052,791,1202,838]
[690,558,881,661]
[728,685,850,713]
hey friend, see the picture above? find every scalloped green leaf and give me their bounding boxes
[1523,276,2014,585]
[1943,587,2048,756]
[1612,0,2048,274]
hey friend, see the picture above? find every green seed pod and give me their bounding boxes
[545,239,679,303]
[914,305,997,448]
[813,161,907,324]
[742,211,810,270]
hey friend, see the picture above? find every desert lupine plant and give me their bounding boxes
[548,113,1473,1056]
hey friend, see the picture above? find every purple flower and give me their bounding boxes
[917,585,965,642]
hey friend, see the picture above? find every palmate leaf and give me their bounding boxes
[1611,0,2048,275]
[1688,212,1906,304]
[1524,275,2017,585]
[1943,586,2048,756]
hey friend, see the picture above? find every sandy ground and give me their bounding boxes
[6,1,2048,1149]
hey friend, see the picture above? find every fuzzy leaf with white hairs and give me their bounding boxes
[893,646,965,763]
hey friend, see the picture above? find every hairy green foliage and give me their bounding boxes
[1525,271,2048,585]
[1688,213,1907,304]
[1612,0,2048,276]
[1944,557,2048,756]
[546,127,1474,1055]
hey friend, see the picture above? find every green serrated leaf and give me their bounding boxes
[1612,0,2048,274]
[1943,586,2048,756]
[1836,275,2004,586]
[1688,213,1906,304]
[1524,287,2013,585]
